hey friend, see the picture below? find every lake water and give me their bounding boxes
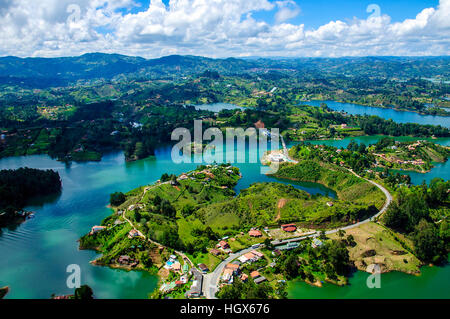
[288,260,450,299]
[0,143,334,299]
[1,102,449,299]
[301,100,450,128]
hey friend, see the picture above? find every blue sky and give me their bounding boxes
[0,0,448,58]
[127,0,440,29]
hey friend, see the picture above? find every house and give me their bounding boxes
[240,273,249,282]
[128,229,140,238]
[249,229,262,237]
[327,202,334,207]
[250,271,260,279]
[281,224,297,232]
[254,276,267,285]
[238,255,249,263]
[210,248,221,256]
[175,280,183,286]
[243,252,258,262]
[251,250,264,258]
[222,268,234,283]
[225,263,240,275]
[198,263,209,273]
[272,249,281,256]
[118,255,130,264]
[218,240,229,249]
[172,262,181,272]
[312,238,323,248]
[90,225,106,235]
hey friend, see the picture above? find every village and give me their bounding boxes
[152,222,324,299]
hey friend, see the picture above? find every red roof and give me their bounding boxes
[219,240,229,248]
[249,230,262,237]
[283,226,297,232]
[250,271,260,278]
[281,224,297,232]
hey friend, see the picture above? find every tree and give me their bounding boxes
[327,241,350,276]
[110,192,126,206]
[275,281,288,299]
[413,219,445,263]
[181,204,195,218]
[282,255,299,279]
[74,285,94,299]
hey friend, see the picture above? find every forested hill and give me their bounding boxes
[0,54,449,88]
[0,167,62,214]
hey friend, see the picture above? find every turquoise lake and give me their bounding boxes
[0,101,449,299]
[302,100,450,128]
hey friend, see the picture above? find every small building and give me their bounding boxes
[250,271,260,279]
[90,225,106,235]
[281,224,297,232]
[225,263,240,275]
[240,273,249,282]
[186,269,203,298]
[172,262,181,272]
[128,229,140,238]
[118,255,130,264]
[210,248,221,256]
[222,268,234,283]
[198,263,209,273]
[249,229,262,237]
[243,252,258,262]
[251,250,264,258]
[327,202,334,207]
[254,276,267,285]
[238,255,249,263]
[218,240,229,249]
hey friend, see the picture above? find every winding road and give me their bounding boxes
[120,143,393,299]
[203,144,393,299]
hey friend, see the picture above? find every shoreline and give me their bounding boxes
[303,99,450,118]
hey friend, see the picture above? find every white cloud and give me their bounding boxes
[274,1,301,24]
[0,0,448,58]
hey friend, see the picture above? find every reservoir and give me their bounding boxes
[1,102,449,299]
[301,100,450,128]
[0,143,334,298]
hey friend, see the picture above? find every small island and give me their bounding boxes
[0,167,62,228]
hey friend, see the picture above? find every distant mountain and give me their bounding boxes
[0,53,448,88]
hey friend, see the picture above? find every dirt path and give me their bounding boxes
[275,198,287,221]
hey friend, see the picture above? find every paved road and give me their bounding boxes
[203,166,393,299]
[203,246,259,299]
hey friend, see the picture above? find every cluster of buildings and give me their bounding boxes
[160,255,191,294]
[221,250,266,285]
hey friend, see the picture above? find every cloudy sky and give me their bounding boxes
[0,0,448,58]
